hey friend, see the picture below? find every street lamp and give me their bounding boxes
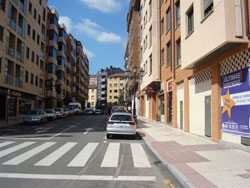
[46,78,54,108]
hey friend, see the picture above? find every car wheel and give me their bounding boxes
[106,134,111,139]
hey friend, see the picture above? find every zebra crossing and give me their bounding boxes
[0,141,152,169]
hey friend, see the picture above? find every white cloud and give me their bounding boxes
[75,18,122,43]
[82,46,95,58]
[79,0,121,13]
[59,16,72,33]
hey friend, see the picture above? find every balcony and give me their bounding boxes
[57,65,65,72]
[4,74,14,85]
[47,90,57,98]
[72,87,76,92]
[101,85,106,89]
[181,0,249,69]
[57,93,64,100]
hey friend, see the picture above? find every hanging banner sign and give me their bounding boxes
[221,66,250,137]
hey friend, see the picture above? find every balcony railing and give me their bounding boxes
[16,51,24,62]
[6,46,15,57]
[8,18,16,31]
[15,77,23,88]
[5,74,14,85]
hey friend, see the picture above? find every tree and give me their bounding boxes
[118,92,125,106]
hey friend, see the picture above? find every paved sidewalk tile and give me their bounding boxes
[137,116,250,188]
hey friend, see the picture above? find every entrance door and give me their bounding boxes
[0,95,6,119]
[205,95,211,137]
[180,101,183,130]
[168,92,172,124]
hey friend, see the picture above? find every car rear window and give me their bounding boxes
[111,115,132,121]
[45,110,53,113]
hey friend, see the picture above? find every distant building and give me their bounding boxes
[88,84,97,109]
[89,75,97,85]
[107,73,126,104]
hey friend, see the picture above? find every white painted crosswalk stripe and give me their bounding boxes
[0,141,15,149]
[101,143,120,167]
[0,142,35,159]
[68,142,99,167]
[34,142,77,166]
[3,142,56,165]
[131,143,151,168]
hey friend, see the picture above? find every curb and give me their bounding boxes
[137,129,196,188]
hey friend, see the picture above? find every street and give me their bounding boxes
[0,115,183,188]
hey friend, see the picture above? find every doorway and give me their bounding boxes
[180,100,183,130]
[0,95,6,119]
[167,91,172,124]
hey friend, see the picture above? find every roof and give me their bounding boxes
[108,72,126,78]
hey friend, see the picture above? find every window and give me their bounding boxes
[38,14,41,25]
[177,39,181,66]
[36,55,39,65]
[176,1,180,26]
[149,26,152,47]
[114,83,118,87]
[166,8,171,32]
[28,2,32,13]
[48,30,57,43]
[39,0,42,5]
[145,61,148,74]
[110,90,112,93]
[32,29,35,40]
[0,0,6,11]
[167,42,171,66]
[204,0,213,17]
[0,25,3,41]
[48,46,57,59]
[0,57,1,72]
[187,6,194,35]
[31,51,34,62]
[37,34,40,44]
[114,90,118,93]
[27,24,30,36]
[161,48,164,65]
[109,96,112,99]
[42,8,46,21]
[26,47,29,59]
[161,19,164,35]
[35,75,38,86]
[33,8,37,20]
[30,73,33,84]
[110,84,112,87]
[25,71,28,82]
[149,55,152,75]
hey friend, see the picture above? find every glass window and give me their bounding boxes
[48,30,57,43]
[19,98,32,114]
[187,6,194,35]
[48,46,57,59]
[149,55,152,75]
[161,19,164,35]
[167,42,171,66]
[59,28,66,40]
[27,24,30,36]
[204,0,213,17]
[30,73,33,84]
[161,48,164,65]
[49,14,58,26]
[176,1,180,26]
[166,8,171,32]
[149,26,152,47]
[177,39,181,66]
[0,0,6,11]
[25,71,28,82]
[58,56,65,66]
[48,63,56,73]
[8,96,17,117]
[111,115,132,121]
[26,47,29,59]
[0,25,3,41]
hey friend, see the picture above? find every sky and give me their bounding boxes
[48,0,130,75]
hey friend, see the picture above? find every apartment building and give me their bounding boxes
[139,0,161,119]
[124,0,141,115]
[107,73,125,104]
[0,0,48,119]
[89,75,97,86]
[180,0,250,145]
[88,84,97,109]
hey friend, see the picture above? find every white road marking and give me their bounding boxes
[68,142,99,167]
[3,142,56,165]
[83,128,93,135]
[35,127,53,134]
[131,143,151,168]
[49,125,75,140]
[34,142,77,166]
[101,143,120,167]
[0,173,157,181]
[0,142,35,158]
[0,141,15,148]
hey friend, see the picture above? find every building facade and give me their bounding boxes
[88,84,97,109]
[0,0,48,120]
[107,73,125,104]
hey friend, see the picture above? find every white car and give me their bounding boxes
[45,109,56,120]
[106,112,136,139]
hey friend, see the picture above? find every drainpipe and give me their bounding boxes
[244,0,250,38]
[235,0,243,38]
[172,0,176,79]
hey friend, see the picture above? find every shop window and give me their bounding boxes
[19,98,31,114]
[8,96,17,117]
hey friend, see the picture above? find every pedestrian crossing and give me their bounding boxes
[0,141,151,169]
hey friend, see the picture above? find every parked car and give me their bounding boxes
[111,106,127,114]
[55,108,65,119]
[84,108,94,115]
[67,107,75,115]
[45,109,56,120]
[23,109,48,125]
[94,109,102,115]
[106,112,136,139]
[64,108,70,117]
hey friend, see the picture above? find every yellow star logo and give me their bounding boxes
[222,89,235,119]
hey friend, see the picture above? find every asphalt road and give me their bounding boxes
[0,115,183,188]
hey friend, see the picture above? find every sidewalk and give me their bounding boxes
[137,116,250,188]
[0,118,23,128]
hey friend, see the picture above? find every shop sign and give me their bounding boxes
[147,86,156,93]
[221,67,250,137]
[167,80,173,92]
[11,91,21,97]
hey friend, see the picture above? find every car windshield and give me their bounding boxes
[112,106,124,111]
[111,115,132,121]
[56,108,62,111]
[45,110,53,113]
[27,110,40,115]
[69,105,79,109]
